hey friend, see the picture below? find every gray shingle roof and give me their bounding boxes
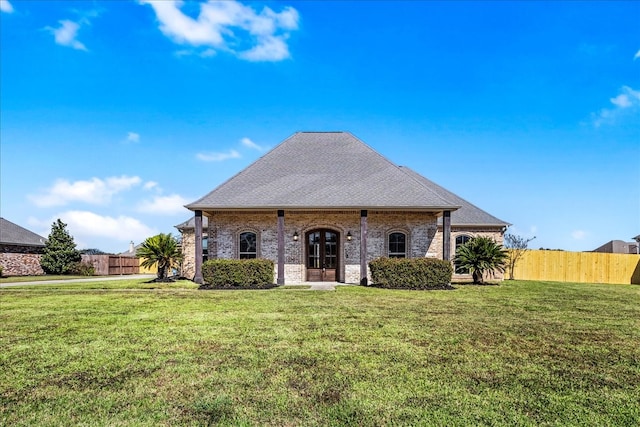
[399,167,509,227]
[0,217,46,246]
[175,216,209,231]
[187,132,461,211]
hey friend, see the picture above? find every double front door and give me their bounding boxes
[306,229,338,282]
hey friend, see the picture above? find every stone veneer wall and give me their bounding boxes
[0,245,45,276]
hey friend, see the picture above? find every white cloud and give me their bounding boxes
[136,194,190,215]
[28,211,158,249]
[593,85,640,127]
[127,132,140,143]
[634,49,640,60]
[1,0,14,13]
[196,149,241,162]
[239,34,290,61]
[143,181,159,190]
[29,175,142,207]
[140,0,299,61]
[46,19,88,51]
[571,230,587,240]
[240,137,266,151]
[62,211,157,243]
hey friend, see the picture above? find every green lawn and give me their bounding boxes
[1,280,638,426]
[0,275,112,284]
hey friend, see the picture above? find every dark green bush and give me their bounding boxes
[70,261,96,276]
[369,257,453,289]
[202,259,275,288]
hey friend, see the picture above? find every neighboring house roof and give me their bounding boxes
[118,242,143,257]
[399,167,509,227]
[175,216,209,231]
[592,240,638,254]
[187,132,461,211]
[0,217,46,247]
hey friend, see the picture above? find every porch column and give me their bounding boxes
[277,210,285,285]
[360,210,368,286]
[442,210,451,261]
[194,210,204,284]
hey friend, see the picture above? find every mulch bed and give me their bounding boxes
[145,278,178,283]
[368,283,456,291]
[198,283,279,290]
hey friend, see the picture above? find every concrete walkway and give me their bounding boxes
[0,274,156,288]
[285,282,356,291]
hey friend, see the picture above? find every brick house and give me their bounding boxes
[0,217,46,276]
[180,132,508,284]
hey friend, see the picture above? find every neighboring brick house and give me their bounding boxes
[181,132,508,284]
[0,217,46,276]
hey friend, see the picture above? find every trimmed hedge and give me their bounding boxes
[202,259,275,288]
[369,257,453,289]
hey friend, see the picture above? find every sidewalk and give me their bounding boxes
[287,282,356,291]
[0,274,156,288]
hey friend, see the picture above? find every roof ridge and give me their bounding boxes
[187,132,468,210]
[186,132,298,208]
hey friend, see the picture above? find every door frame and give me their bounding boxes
[305,228,341,282]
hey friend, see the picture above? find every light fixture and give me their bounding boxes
[346,231,352,241]
[293,231,299,241]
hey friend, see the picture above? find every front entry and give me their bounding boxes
[306,229,338,281]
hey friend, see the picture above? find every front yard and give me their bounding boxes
[1,280,638,426]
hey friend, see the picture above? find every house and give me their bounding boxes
[592,240,639,254]
[181,132,508,284]
[0,217,46,276]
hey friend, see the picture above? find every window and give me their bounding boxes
[455,235,472,274]
[202,236,209,264]
[239,232,257,259]
[388,232,407,258]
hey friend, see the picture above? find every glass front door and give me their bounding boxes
[306,229,338,281]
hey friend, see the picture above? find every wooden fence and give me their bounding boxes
[81,255,140,276]
[509,250,640,285]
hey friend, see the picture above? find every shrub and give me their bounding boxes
[454,236,507,284]
[202,259,275,288]
[69,261,96,276]
[0,265,3,277]
[369,257,453,289]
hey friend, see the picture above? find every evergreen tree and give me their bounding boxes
[40,219,82,274]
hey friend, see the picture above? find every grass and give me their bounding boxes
[1,280,639,426]
[0,275,113,284]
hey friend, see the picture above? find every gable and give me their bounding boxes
[187,132,460,211]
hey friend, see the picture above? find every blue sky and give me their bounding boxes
[1,0,639,253]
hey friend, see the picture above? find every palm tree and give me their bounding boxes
[136,233,182,281]
[453,236,508,284]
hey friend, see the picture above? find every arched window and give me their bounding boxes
[455,235,472,274]
[388,232,407,258]
[239,232,257,259]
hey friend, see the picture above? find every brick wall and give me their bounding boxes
[180,212,506,284]
[185,210,442,284]
[448,227,505,281]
